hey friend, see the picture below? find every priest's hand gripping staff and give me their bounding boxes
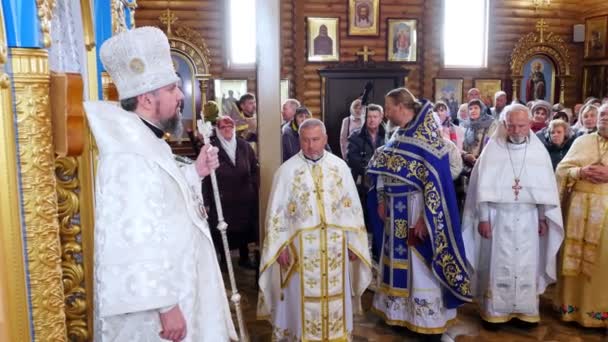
[197,119,249,342]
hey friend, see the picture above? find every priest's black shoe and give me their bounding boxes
[481,320,501,331]
[421,333,443,342]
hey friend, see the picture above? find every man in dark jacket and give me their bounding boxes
[281,106,312,162]
[346,104,386,231]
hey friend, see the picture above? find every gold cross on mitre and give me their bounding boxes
[535,18,548,43]
[159,8,178,35]
[356,45,375,62]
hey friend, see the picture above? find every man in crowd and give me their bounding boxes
[258,119,372,342]
[555,104,608,328]
[84,27,236,341]
[281,98,300,127]
[237,93,258,142]
[346,104,385,232]
[491,91,507,119]
[281,106,312,162]
[463,104,563,328]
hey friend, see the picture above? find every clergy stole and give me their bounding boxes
[379,178,412,297]
[297,164,349,340]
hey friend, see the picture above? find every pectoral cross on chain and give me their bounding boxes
[512,178,523,201]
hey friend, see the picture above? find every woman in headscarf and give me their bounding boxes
[339,98,365,159]
[434,100,464,151]
[530,100,552,133]
[203,116,260,269]
[457,103,469,125]
[462,99,498,174]
[573,104,599,137]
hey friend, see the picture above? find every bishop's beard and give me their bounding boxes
[159,105,184,138]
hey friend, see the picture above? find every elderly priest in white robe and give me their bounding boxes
[84,27,236,341]
[258,119,372,342]
[463,103,564,325]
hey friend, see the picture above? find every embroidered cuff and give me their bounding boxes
[569,167,582,181]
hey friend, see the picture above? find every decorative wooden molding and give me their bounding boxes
[510,19,572,103]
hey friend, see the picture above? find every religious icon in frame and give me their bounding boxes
[582,65,606,100]
[214,79,247,119]
[520,55,555,104]
[473,79,503,108]
[433,78,463,119]
[585,15,608,59]
[348,0,380,36]
[387,19,417,62]
[307,17,340,62]
[171,51,201,141]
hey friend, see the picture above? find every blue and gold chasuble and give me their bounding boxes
[367,100,472,309]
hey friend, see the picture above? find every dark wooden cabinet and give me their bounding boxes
[318,62,409,157]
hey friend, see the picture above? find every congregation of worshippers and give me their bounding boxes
[190,84,608,340]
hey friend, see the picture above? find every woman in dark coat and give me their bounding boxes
[537,118,576,170]
[203,116,259,269]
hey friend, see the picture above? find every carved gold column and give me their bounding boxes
[11,47,67,341]
[56,157,88,341]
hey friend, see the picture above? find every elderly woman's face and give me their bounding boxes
[583,110,598,129]
[218,123,234,140]
[550,126,566,146]
[459,107,469,120]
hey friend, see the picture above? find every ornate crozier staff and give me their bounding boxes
[197,119,249,342]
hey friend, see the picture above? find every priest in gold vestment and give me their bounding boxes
[258,119,372,341]
[555,103,608,327]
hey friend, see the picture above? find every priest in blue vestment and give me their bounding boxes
[367,87,472,342]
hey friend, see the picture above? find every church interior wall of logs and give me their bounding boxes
[136,0,598,115]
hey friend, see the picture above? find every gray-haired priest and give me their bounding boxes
[462,103,564,327]
[84,27,237,341]
[258,118,372,341]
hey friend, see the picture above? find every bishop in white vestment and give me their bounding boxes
[258,119,372,342]
[86,27,236,341]
[463,104,564,324]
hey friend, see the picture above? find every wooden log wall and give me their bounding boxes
[422,0,585,107]
[135,0,602,112]
[136,0,265,99]
[583,0,608,18]
[294,0,425,117]
[293,0,586,112]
